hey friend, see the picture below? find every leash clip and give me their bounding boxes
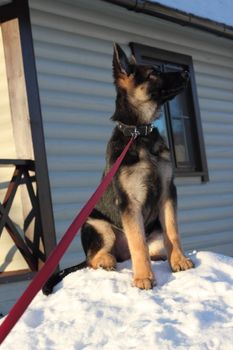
[131,128,140,139]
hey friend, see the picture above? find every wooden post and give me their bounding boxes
[1,18,34,160]
[1,18,42,269]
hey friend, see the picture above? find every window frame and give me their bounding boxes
[130,42,209,182]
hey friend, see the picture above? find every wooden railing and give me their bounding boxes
[0,160,45,276]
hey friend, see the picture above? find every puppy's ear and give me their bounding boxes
[113,43,131,79]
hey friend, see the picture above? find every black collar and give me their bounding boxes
[117,121,154,137]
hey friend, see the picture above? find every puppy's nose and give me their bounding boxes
[181,70,189,80]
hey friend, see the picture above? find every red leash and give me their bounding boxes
[0,136,135,345]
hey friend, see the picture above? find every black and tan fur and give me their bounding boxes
[43,43,194,295]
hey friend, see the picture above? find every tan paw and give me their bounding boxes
[89,252,117,271]
[170,254,194,272]
[133,277,155,290]
[133,269,156,290]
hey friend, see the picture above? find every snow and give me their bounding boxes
[1,251,233,350]
[152,0,233,27]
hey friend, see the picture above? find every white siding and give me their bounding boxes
[0,280,30,315]
[29,0,233,268]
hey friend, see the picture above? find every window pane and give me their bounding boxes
[153,107,168,142]
[169,93,193,168]
[171,116,189,163]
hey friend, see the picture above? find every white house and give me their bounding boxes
[0,0,233,314]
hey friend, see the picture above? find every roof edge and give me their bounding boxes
[103,0,233,41]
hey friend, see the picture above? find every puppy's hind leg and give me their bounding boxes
[81,218,116,270]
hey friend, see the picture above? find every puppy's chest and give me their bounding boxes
[119,148,170,205]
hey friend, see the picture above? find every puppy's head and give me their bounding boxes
[113,43,189,124]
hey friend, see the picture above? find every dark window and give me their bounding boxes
[130,43,209,182]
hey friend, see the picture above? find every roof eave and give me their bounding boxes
[103,0,233,41]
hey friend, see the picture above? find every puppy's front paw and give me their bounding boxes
[133,269,156,290]
[170,254,194,272]
[133,277,155,290]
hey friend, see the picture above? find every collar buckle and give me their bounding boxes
[117,122,154,137]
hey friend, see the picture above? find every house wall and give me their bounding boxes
[28,0,233,269]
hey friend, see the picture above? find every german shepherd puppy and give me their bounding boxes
[43,43,194,295]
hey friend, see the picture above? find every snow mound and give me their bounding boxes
[1,251,233,350]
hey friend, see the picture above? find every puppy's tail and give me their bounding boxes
[42,260,87,296]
